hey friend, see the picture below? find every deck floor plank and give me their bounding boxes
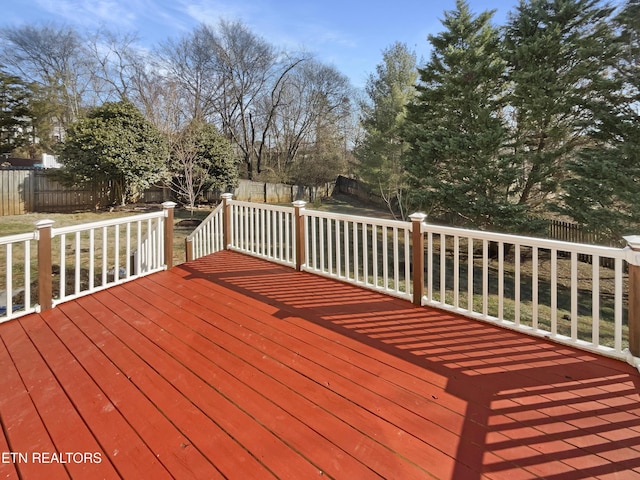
[176,252,640,479]
[121,276,431,478]
[47,303,216,480]
[115,281,386,479]
[0,332,51,480]
[62,295,278,480]
[140,270,484,479]
[0,320,88,480]
[0,425,18,480]
[18,313,129,480]
[166,258,596,476]
[89,287,335,480]
[1,250,639,479]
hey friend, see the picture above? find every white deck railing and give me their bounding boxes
[0,203,176,323]
[230,201,297,267]
[185,203,225,260]
[0,232,38,321]
[303,209,414,301]
[186,196,298,267]
[418,224,630,359]
[51,212,167,306]
[184,195,640,365]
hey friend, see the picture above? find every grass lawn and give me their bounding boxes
[0,211,136,236]
[309,193,396,219]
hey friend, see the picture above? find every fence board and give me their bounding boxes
[0,169,110,215]
[31,171,109,213]
[0,169,33,216]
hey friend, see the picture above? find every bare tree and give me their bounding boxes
[169,120,238,212]
[125,54,191,137]
[269,60,352,179]
[0,23,92,128]
[0,20,356,190]
[86,28,142,103]
[208,20,306,179]
[158,24,221,122]
[139,20,350,183]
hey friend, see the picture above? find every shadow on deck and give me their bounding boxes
[1,250,639,479]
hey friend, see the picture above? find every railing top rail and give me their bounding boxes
[0,231,37,246]
[304,208,410,230]
[230,200,294,214]
[186,202,224,241]
[52,210,166,237]
[422,222,628,258]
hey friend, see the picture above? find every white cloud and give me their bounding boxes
[34,0,138,27]
[175,0,356,52]
[313,27,357,49]
[178,0,258,25]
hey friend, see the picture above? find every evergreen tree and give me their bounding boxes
[555,0,640,239]
[617,0,640,92]
[503,0,619,217]
[59,101,169,205]
[558,117,640,240]
[0,70,33,155]
[355,42,417,220]
[404,0,520,230]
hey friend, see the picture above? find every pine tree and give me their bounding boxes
[355,42,417,220]
[555,0,640,239]
[404,0,520,230]
[503,0,619,217]
[0,70,33,155]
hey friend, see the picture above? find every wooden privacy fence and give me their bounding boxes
[0,168,333,216]
[0,169,112,215]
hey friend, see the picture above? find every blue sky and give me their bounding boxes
[2,0,517,88]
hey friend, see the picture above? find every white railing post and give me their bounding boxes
[624,236,640,357]
[185,237,194,262]
[409,213,427,306]
[293,200,306,271]
[162,201,177,269]
[222,193,233,249]
[36,219,54,312]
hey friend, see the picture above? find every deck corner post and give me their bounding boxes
[36,219,55,312]
[185,238,194,263]
[409,213,427,306]
[221,193,233,249]
[162,201,177,269]
[293,200,306,271]
[624,236,640,357]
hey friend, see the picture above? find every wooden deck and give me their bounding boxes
[1,250,639,480]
